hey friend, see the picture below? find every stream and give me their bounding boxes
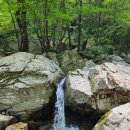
[38,78,98,130]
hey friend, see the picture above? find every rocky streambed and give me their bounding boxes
[0,50,130,130]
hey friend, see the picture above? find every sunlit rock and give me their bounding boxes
[65,61,130,113]
[6,122,28,130]
[0,52,64,120]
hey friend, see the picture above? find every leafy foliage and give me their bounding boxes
[0,0,130,56]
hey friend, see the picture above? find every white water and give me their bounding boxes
[39,78,84,130]
[53,78,66,130]
[52,78,82,130]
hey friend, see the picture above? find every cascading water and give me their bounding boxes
[53,78,66,130]
[52,78,82,130]
[39,78,84,130]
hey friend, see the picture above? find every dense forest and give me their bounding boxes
[0,0,130,60]
[1,1,130,130]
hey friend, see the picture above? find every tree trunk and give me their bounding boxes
[43,0,50,52]
[68,24,72,49]
[77,0,82,52]
[16,0,29,52]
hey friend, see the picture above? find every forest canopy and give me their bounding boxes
[0,0,130,61]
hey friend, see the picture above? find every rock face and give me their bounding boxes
[58,50,85,73]
[0,114,14,129]
[65,68,93,112]
[89,62,130,112]
[0,52,64,120]
[93,103,130,130]
[6,122,28,130]
[65,60,130,113]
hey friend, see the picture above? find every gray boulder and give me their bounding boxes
[65,68,92,112]
[0,52,64,120]
[58,50,85,73]
[89,62,130,112]
[93,103,130,130]
[104,55,126,64]
[43,52,59,66]
[84,60,96,68]
[65,61,130,113]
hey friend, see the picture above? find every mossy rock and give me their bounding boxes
[92,111,111,130]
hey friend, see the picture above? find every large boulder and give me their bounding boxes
[93,103,130,130]
[89,62,130,112]
[58,50,85,73]
[0,52,64,120]
[65,61,130,113]
[65,68,93,113]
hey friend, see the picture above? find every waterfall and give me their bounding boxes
[52,78,82,130]
[53,78,66,130]
[39,78,90,130]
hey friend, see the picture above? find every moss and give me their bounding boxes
[92,111,111,130]
[0,71,22,84]
[89,79,94,93]
[23,71,48,78]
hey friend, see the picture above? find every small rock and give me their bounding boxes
[0,114,14,129]
[104,55,125,64]
[6,122,28,130]
[58,50,85,73]
[84,60,96,68]
[44,52,59,66]
[120,52,126,58]
[126,53,130,63]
